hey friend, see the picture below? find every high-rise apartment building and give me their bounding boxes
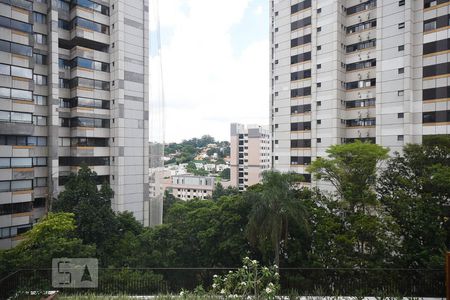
[230,123,271,191]
[0,0,149,248]
[271,0,450,181]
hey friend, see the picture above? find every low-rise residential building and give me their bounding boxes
[167,175,215,200]
[230,123,271,191]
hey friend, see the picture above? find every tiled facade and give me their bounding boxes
[271,0,450,182]
[0,0,149,248]
[230,123,271,191]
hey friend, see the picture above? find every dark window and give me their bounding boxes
[345,118,376,127]
[424,0,449,8]
[423,86,450,101]
[291,86,311,98]
[291,34,311,47]
[71,0,110,15]
[346,39,376,53]
[423,62,450,78]
[290,156,311,165]
[291,104,311,114]
[59,156,110,166]
[423,38,450,55]
[291,16,311,31]
[291,69,311,81]
[422,110,450,123]
[291,122,311,131]
[347,0,377,15]
[346,78,376,90]
[291,139,311,148]
[71,17,109,34]
[346,59,376,71]
[291,0,311,14]
[291,52,311,64]
[423,14,450,32]
[346,19,377,34]
[346,98,376,108]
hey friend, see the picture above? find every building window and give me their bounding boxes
[398,22,405,29]
[317,101,321,106]
[317,45,322,51]
[399,0,405,5]
[33,12,47,24]
[317,120,321,125]
[397,135,404,141]
[398,113,404,118]
[33,74,48,85]
[317,27,322,32]
[317,64,321,69]
[317,8,322,13]
[317,138,322,143]
[317,83,321,87]
[33,33,48,44]
[398,90,404,96]
[398,45,404,51]
[398,68,404,74]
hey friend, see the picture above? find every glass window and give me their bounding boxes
[0,181,9,192]
[37,137,47,146]
[33,12,47,24]
[33,74,48,85]
[16,136,26,145]
[11,157,32,168]
[11,180,32,191]
[11,112,32,123]
[0,63,10,75]
[33,33,47,44]
[33,115,47,126]
[11,19,32,33]
[0,111,10,122]
[0,87,9,98]
[33,53,47,64]
[11,66,32,79]
[34,177,47,187]
[33,95,47,105]
[11,43,32,57]
[0,158,10,168]
[0,40,10,53]
[11,89,32,101]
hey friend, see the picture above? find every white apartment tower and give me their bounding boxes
[0,0,149,248]
[230,123,271,191]
[271,0,450,181]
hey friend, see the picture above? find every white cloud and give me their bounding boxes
[149,0,269,143]
[254,5,263,15]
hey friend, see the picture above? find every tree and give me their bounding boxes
[246,171,310,267]
[220,168,230,180]
[53,166,119,266]
[0,213,94,275]
[307,141,389,210]
[378,136,450,268]
[307,142,396,268]
[212,182,239,201]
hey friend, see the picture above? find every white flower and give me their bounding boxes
[213,274,218,278]
[275,272,279,277]
[243,265,248,269]
[229,270,233,273]
[268,282,274,287]
[265,287,272,294]
[273,264,278,269]
[244,256,249,260]
[252,260,257,264]
[263,267,269,271]
[240,282,246,286]
[179,291,185,296]
[220,289,226,294]
[212,283,217,288]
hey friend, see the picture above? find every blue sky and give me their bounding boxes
[149,0,269,143]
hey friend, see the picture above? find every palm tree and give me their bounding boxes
[246,171,310,267]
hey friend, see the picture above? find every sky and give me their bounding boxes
[149,0,270,143]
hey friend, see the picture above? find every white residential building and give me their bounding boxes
[271,0,450,183]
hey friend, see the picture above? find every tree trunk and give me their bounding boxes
[274,237,280,267]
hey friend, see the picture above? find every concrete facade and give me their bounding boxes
[271,0,450,182]
[230,123,271,191]
[0,0,149,248]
